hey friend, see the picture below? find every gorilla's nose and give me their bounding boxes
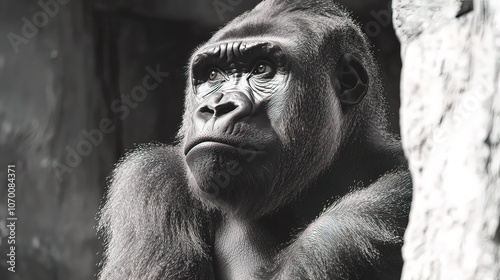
[194,91,253,132]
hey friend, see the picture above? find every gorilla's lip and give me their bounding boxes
[184,137,265,156]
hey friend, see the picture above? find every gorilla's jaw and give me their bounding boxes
[185,143,279,219]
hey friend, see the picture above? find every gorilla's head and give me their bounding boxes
[180,0,383,219]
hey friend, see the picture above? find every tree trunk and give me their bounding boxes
[393,0,500,279]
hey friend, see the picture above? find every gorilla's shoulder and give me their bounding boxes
[110,144,187,193]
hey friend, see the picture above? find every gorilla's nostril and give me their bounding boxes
[199,106,215,115]
[214,102,237,117]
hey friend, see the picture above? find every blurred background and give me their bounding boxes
[0,0,402,279]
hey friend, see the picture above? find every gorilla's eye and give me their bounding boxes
[207,68,225,82]
[252,61,274,76]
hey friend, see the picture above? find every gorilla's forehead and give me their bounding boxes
[207,2,349,48]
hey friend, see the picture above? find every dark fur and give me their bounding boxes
[98,1,412,279]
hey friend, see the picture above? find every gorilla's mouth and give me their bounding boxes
[184,137,264,156]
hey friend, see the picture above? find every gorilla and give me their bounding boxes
[98,0,412,279]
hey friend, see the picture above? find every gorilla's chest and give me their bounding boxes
[213,219,278,279]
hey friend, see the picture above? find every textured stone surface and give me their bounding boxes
[394,0,500,279]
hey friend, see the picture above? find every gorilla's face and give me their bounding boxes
[183,41,290,217]
[182,21,369,219]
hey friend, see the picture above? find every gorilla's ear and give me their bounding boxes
[334,53,369,105]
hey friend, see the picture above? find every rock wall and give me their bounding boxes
[393,0,500,279]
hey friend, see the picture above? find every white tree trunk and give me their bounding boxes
[393,0,500,279]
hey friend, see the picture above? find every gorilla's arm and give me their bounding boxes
[98,146,216,280]
[268,171,412,280]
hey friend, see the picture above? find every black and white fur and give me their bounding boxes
[98,1,412,279]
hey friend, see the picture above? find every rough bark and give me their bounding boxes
[393,0,500,279]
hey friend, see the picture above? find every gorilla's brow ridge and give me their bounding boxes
[192,41,287,72]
